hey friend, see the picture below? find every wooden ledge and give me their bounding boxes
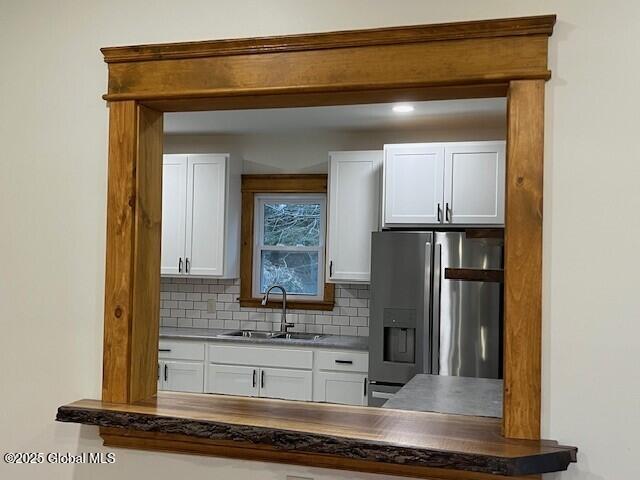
[444,268,504,283]
[57,392,576,478]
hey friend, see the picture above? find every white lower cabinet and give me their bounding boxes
[158,360,204,393]
[158,339,206,393]
[314,371,367,406]
[206,344,313,401]
[164,361,204,393]
[161,340,368,406]
[313,350,369,406]
[259,368,312,401]
[207,364,258,397]
[207,364,312,401]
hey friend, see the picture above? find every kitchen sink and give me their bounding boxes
[270,332,324,340]
[217,330,323,341]
[217,330,276,339]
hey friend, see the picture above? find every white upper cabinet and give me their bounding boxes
[383,144,445,226]
[326,151,382,283]
[161,153,240,278]
[444,141,505,225]
[382,141,505,227]
[161,156,187,275]
[186,155,227,276]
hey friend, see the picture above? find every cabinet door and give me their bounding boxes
[163,360,204,393]
[327,151,381,283]
[161,155,187,275]
[207,364,258,397]
[384,144,445,225]
[315,372,367,406]
[444,142,505,225]
[185,154,227,276]
[259,368,312,401]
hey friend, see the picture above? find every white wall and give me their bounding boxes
[1,1,639,479]
[164,123,506,173]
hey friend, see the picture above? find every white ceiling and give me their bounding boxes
[164,98,506,135]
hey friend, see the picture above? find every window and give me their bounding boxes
[253,194,326,301]
[239,174,334,310]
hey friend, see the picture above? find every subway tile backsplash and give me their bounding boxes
[160,277,369,337]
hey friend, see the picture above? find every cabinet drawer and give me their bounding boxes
[159,339,205,361]
[208,344,313,369]
[316,350,368,372]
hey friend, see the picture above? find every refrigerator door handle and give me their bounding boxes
[423,242,432,374]
[431,243,442,374]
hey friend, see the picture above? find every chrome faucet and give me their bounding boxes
[262,285,294,333]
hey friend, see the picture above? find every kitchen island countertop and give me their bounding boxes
[382,374,503,418]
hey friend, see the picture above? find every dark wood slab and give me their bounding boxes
[57,393,576,477]
[445,268,504,283]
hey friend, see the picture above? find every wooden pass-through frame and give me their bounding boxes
[94,14,555,477]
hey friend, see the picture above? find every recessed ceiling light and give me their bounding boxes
[392,104,415,113]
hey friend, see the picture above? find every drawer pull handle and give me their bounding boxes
[159,349,171,352]
[252,369,256,388]
[335,360,353,365]
[261,370,265,388]
[164,364,168,382]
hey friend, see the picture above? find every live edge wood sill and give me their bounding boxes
[56,392,576,480]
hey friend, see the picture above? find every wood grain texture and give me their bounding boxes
[94,15,559,471]
[465,228,505,239]
[445,268,504,283]
[239,175,334,311]
[143,84,509,113]
[101,15,555,63]
[56,393,576,477]
[103,35,550,102]
[503,80,545,439]
[102,102,164,403]
[99,428,541,480]
[102,101,137,403]
[130,106,163,401]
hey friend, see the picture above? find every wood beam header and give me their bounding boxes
[100,15,555,109]
[101,15,555,63]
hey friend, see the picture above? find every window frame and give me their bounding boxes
[239,174,335,311]
[252,193,327,301]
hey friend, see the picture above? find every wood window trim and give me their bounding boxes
[54,14,580,479]
[239,174,335,311]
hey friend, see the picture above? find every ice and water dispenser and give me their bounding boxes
[383,308,416,364]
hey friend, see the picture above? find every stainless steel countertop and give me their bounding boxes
[159,327,369,351]
[382,374,503,418]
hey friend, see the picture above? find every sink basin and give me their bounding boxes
[217,330,323,341]
[271,332,324,341]
[217,330,276,339]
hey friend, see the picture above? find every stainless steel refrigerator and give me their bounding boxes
[367,231,503,406]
